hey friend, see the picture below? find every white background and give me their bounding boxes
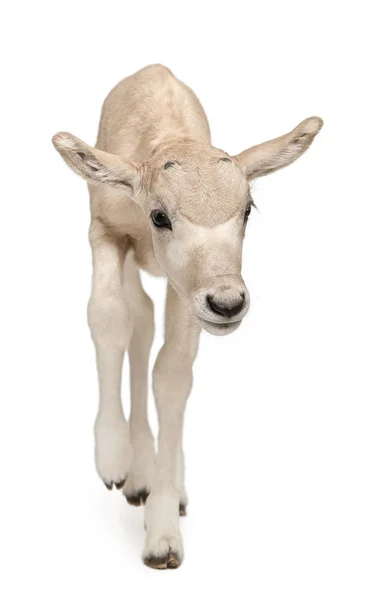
[1,1,366,598]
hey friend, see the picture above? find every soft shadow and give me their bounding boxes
[96,488,145,555]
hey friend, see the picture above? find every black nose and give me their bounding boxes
[207,294,245,318]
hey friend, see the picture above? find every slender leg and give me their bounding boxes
[122,253,156,505]
[143,284,200,569]
[88,221,133,489]
[177,444,188,516]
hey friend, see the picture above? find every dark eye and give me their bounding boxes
[150,210,172,230]
[244,203,252,221]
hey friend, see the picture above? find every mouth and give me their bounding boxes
[198,317,242,336]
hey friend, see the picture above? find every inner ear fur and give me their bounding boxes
[234,116,323,180]
[52,132,139,190]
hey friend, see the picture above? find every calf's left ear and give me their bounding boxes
[233,116,323,180]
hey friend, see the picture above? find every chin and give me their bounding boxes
[198,318,242,336]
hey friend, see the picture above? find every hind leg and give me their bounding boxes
[122,254,156,506]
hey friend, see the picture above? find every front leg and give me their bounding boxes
[88,222,133,489]
[123,254,156,506]
[143,284,200,569]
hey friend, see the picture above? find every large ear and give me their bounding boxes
[233,117,323,180]
[52,132,140,193]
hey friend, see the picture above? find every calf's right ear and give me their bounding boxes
[52,132,140,195]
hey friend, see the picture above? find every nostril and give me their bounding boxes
[207,295,224,316]
[207,294,245,318]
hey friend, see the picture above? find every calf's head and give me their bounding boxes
[53,116,322,335]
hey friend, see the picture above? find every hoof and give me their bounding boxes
[125,488,149,506]
[144,551,181,570]
[115,479,126,490]
[103,478,126,491]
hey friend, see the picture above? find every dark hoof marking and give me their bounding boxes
[104,479,126,491]
[115,479,126,490]
[179,503,187,517]
[166,553,180,569]
[125,488,149,506]
[144,552,181,570]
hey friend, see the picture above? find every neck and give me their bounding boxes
[149,134,197,156]
[146,119,210,159]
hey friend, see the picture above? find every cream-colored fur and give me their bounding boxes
[52,64,323,569]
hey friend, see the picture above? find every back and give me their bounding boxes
[96,65,211,161]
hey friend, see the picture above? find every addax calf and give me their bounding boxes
[53,64,322,569]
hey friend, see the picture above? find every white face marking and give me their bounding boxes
[165,215,241,268]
